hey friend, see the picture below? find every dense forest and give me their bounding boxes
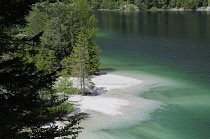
[0,0,99,138]
[87,0,210,10]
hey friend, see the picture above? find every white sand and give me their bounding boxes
[69,73,143,116]
[70,95,129,116]
[66,72,166,139]
[91,73,143,91]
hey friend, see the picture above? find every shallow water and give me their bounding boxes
[82,11,210,139]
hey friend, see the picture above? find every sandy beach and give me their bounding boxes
[66,72,165,139]
[69,73,143,116]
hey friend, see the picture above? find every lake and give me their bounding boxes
[90,11,210,139]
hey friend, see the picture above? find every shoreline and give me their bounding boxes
[69,73,143,116]
[93,6,210,11]
[69,72,166,139]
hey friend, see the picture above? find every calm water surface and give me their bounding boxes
[92,11,210,139]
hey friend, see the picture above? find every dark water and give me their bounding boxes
[92,11,210,139]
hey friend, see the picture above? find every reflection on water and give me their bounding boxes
[93,11,210,40]
[90,11,210,139]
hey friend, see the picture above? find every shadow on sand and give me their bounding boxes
[95,68,117,76]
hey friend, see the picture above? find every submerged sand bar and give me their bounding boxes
[70,95,129,116]
[67,72,166,139]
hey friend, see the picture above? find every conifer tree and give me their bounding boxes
[25,5,48,38]
[1,0,83,138]
[25,0,100,75]
[68,31,93,95]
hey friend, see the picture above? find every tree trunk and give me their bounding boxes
[80,63,83,94]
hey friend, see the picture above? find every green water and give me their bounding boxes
[92,11,210,139]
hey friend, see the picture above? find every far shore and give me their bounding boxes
[94,6,210,11]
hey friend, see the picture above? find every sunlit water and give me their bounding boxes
[87,11,210,139]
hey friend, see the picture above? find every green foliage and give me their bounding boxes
[40,2,73,61]
[29,116,83,139]
[0,0,101,138]
[127,4,136,10]
[136,0,153,10]
[35,48,59,73]
[0,36,81,137]
[176,0,183,8]
[156,0,170,9]
[88,0,210,10]
[67,31,93,95]
[25,0,100,75]
[49,101,74,115]
[169,0,178,8]
[54,77,79,95]
[101,0,118,9]
[150,6,158,10]
[88,0,101,9]
[1,0,100,137]
[183,0,201,9]
[119,0,128,9]
[203,0,208,6]
[25,6,48,37]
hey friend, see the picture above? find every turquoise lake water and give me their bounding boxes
[92,11,210,139]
